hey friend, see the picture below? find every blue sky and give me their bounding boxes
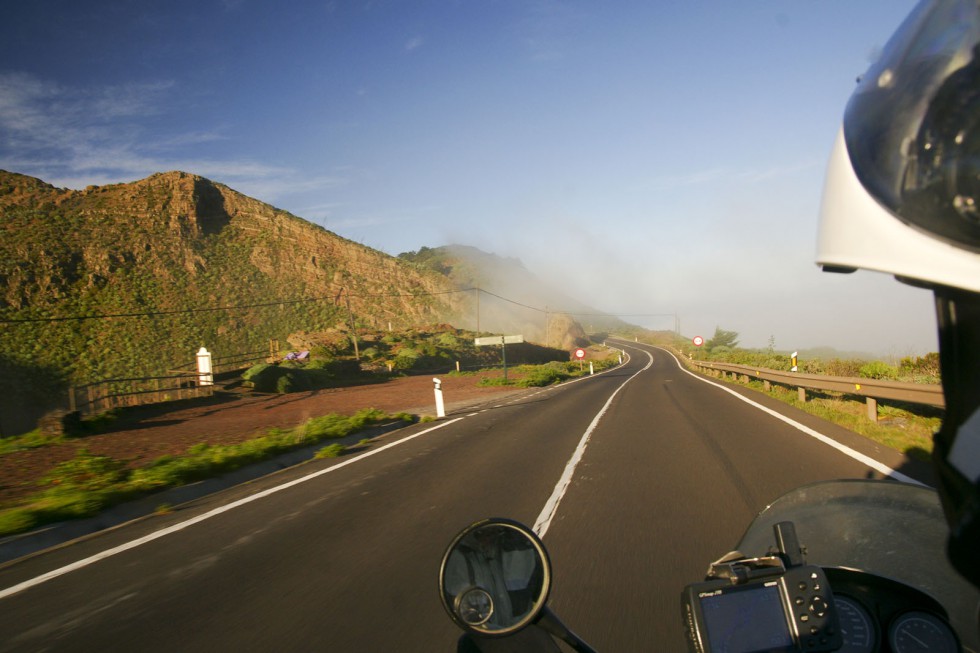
[0,0,936,355]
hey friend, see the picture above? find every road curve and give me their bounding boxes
[0,342,928,651]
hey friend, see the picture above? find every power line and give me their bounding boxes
[1,282,669,326]
[0,287,477,324]
[476,288,547,314]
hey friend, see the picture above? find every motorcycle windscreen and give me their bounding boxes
[735,479,978,651]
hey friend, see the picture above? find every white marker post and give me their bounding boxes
[196,347,213,386]
[433,378,446,418]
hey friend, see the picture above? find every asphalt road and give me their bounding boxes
[0,343,931,651]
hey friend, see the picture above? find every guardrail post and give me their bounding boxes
[866,397,878,423]
[763,380,771,392]
[798,387,806,403]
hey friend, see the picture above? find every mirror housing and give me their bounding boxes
[439,518,552,637]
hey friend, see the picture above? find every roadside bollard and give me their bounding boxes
[433,378,446,418]
[589,362,594,375]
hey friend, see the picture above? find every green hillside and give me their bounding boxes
[0,171,470,433]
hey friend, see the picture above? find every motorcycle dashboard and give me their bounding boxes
[826,567,961,653]
[734,480,979,651]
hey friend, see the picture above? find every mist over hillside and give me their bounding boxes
[398,245,635,347]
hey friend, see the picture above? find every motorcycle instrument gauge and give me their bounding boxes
[833,595,876,653]
[888,611,960,653]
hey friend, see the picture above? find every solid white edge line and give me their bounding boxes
[651,346,927,487]
[0,418,464,601]
[533,351,653,539]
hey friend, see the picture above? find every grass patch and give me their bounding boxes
[477,359,620,389]
[0,408,412,538]
[0,411,124,457]
[315,443,346,459]
[732,378,939,459]
[0,429,62,456]
[478,376,515,387]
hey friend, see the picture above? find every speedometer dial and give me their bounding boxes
[888,611,959,653]
[834,595,876,653]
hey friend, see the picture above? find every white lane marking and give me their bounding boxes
[533,352,654,539]
[0,352,634,599]
[653,346,926,487]
[0,418,464,601]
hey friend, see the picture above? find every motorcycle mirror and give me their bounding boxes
[439,518,552,637]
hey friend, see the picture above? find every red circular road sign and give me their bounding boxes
[574,348,586,360]
[692,336,704,347]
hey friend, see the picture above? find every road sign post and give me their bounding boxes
[474,335,524,382]
[692,336,704,360]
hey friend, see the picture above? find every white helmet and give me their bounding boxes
[817,0,980,291]
[818,0,980,588]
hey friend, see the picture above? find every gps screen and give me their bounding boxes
[700,583,794,652]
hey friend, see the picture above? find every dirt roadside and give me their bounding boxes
[0,371,522,508]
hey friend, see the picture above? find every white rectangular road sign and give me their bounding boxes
[474,335,524,346]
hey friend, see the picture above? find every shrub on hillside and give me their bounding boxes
[242,364,309,393]
[393,347,420,370]
[899,353,940,383]
[859,361,899,380]
[824,358,864,377]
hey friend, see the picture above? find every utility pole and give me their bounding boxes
[544,307,550,347]
[475,285,480,332]
[342,288,360,360]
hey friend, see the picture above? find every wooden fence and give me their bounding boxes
[169,348,270,375]
[70,373,214,416]
[69,347,271,416]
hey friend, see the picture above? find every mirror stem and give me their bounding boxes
[535,606,598,653]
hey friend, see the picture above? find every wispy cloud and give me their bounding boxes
[0,71,344,202]
[0,72,180,182]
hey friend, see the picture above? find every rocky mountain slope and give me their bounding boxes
[0,170,612,434]
[0,171,469,426]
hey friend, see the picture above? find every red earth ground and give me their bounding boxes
[0,371,522,508]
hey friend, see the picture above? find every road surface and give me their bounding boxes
[0,343,929,651]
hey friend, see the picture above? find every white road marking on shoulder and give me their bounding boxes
[0,418,465,601]
[658,347,926,487]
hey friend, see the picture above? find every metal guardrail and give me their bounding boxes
[687,359,944,421]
